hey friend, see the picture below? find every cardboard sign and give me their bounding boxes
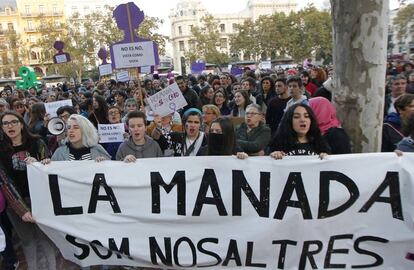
[260,61,271,70]
[140,66,152,74]
[98,124,124,143]
[109,2,159,69]
[191,62,206,74]
[112,41,157,69]
[99,64,113,76]
[116,71,130,82]
[147,82,187,117]
[44,100,73,117]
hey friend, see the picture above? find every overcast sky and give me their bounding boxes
[113,0,400,36]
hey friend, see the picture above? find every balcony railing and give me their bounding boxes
[24,27,36,32]
[20,11,63,17]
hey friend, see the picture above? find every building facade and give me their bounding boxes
[388,7,414,61]
[169,0,297,74]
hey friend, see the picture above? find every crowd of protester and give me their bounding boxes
[0,59,413,269]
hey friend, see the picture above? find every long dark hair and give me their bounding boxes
[29,102,45,130]
[260,76,275,93]
[272,103,325,152]
[91,95,109,126]
[207,117,236,155]
[403,112,414,138]
[232,90,251,117]
[0,111,41,154]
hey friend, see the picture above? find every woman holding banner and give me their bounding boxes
[50,114,111,161]
[269,103,330,159]
[0,111,57,270]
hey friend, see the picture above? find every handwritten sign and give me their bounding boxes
[116,70,130,82]
[99,64,113,76]
[98,123,125,143]
[109,2,159,69]
[112,42,156,69]
[147,83,187,117]
[260,60,272,70]
[44,100,73,117]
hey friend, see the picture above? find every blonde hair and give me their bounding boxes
[68,114,99,147]
[202,104,221,117]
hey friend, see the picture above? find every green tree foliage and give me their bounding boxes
[230,4,332,63]
[185,14,230,66]
[31,5,166,82]
[393,3,414,42]
[0,30,25,77]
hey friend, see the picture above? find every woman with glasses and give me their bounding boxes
[202,104,220,135]
[103,106,128,160]
[147,113,182,157]
[235,104,271,156]
[0,111,57,270]
[212,89,231,116]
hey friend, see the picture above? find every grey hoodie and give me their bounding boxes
[116,135,163,160]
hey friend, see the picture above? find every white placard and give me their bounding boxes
[141,66,151,74]
[44,99,73,117]
[55,54,68,64]
[27,154,414,268]
[147,82,187,117]
[116,71,130,82]
[260,60,271,70]
[98,123,124,143]
[112,41,156,69]
[99,64,113,76]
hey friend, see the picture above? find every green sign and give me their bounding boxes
[16,66,42,92]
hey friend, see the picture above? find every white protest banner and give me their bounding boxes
[98,124,124,143]
[99,64,113,76]
[116,71,130,82]
[112,41,156,69]
[28,154,414,269]
[44,99,73,117]
[147,82,187,117]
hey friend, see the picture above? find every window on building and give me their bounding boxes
[25,5,30,15]
[30,36,36,43]
[189,25,193,32]
[8,23,14,31]
[54,20,60,28]
[71,6,77,15]
[39,5,45,15]
[179,41,185,51]
[84,5,90,13]
[180,10,183,16]
[189,40,195,50]
[193,10,196,15]
[30,51,37,60]
[220,38,227,49]
[27,20,33,30]
[178,26,182,35]
[53,5,58,14]
[232,23,238,32]
[220,24,225,33]
[96,5,101,10]
[5,8,10,15]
